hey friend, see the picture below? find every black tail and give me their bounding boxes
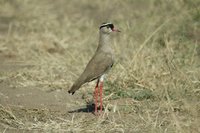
[68,78,84,95]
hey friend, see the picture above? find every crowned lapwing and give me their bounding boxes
[68,22,120,115]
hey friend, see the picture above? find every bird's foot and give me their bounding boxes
[93,106,104,116]
[94,111,103,116]
[94,111,99,116]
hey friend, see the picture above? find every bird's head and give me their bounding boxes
[99,22,120,34]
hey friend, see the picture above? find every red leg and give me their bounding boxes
[99,81,103,113]
[94,80,99,115]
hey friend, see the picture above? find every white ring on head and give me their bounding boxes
[100,22,112,27]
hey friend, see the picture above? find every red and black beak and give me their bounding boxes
[112,28,121,32]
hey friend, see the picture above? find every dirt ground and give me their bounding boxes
[0,58,96,132]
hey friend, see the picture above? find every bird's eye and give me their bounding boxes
[106,26,110,29]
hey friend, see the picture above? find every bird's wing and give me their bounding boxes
[68,51,114,95]
[80,51,114,83]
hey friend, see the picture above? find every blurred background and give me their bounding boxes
[0,0,200,132]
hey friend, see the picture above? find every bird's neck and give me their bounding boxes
[97,33,112,52]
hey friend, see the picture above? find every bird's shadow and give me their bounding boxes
[68,103,104,113]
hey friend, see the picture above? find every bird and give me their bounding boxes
[68,22,120,115]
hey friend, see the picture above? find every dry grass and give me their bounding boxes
[0,0,200,132]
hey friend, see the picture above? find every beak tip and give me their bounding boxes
[112,28,121,32]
